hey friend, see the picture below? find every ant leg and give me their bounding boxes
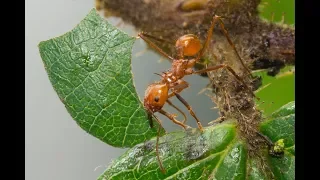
[139,32,175,45]
[195,15,252,77]
[208,117,226,125]
[172,92,204,132]
[156,124,166,173]
[158,109,188,129]
[192,64,259,100]
[216,17,253,77]
[151,114,166,174]
[168,79,189,98]
[166,99,188,124]
[147,112,154,128]
[138,32,175,61]
[256,131,274,147]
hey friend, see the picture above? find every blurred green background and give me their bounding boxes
[253,66,295,116]
[258,0,295,25]
[255,0,295,116]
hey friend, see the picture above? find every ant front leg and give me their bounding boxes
[150,113,166,174]
[137,32,175,61]
[158,109,188,129]
[166,99,187,124]
[195,15,252,77]
[147,112,154,128]
[192,64,259,100]
[138,32,175,45]
[168,79,190,98]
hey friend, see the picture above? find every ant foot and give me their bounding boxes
[184,125,192,130]
[208,117,225,126]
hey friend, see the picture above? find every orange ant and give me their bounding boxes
[137,15,258,174]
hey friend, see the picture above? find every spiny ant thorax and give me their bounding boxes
[158,59,195,85]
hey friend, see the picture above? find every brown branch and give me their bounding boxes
[98,0,295,69]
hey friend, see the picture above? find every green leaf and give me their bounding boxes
[99,102,295,180]
[98,122,238,180]
[247,158,268,180]
[38,8,163,148]
[253,66,295,116]
[260,101,295,179]
[260,101,295,155]
[267,153,295,180]
[271,101,295,118]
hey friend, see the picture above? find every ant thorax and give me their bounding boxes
[159,72,177,84]
[171,60,187,79]
[168,59,195,81]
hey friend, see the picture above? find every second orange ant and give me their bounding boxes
[137,15,258,174]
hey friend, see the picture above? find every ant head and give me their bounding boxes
[175,34,202,57]
[144,83,169,113]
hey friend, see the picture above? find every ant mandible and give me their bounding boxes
[137,15,258,173]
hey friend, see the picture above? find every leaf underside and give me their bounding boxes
[38,8,163,148]
[99,102,295,180]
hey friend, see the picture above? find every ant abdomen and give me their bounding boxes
[175,34,202,57]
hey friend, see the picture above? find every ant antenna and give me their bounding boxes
[154,73,163,77]
[256,131,274,146]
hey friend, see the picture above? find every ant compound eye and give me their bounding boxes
[154,96,160,102]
